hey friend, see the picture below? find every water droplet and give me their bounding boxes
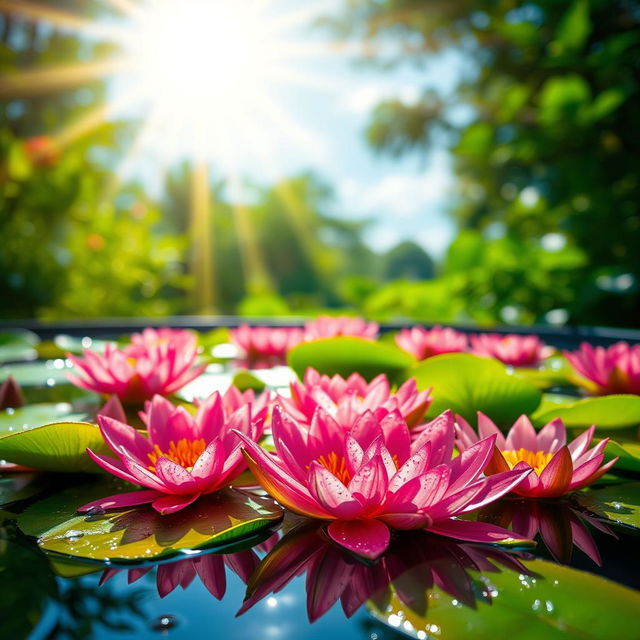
[5,408,14,415]
[150,615,178,632]
[46,378,56,387]
[22,424,29,430]
[611,501,623,511]
[63,530,84,542]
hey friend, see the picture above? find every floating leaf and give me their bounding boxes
[575,482,640,531]
[232,370,266,393]
[0,403,85,437]
[0,329,39,364]
[53,334,114,355]
[409,353,541,425]
[533,395,640,429]
[22,480,283,565]
[369,558,640,640]
[0,421,110,473]
[288,337,413,382]
[603,440,640,473]
[513,357,573,389]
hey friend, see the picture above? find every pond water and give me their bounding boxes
[1,331,639,639]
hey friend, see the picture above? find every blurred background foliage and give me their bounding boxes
[0,0,638,327]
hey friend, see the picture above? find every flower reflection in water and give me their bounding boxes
[477,499,615,565]
[238,519,530,623]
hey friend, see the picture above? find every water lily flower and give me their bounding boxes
[303,315,379,341]
[235,406,532,559]
[477,498,615,566]
[470,333,553,367]
[564,341,640,395]
[100,548,261,599]
[67,328,205,404]
[230,325,305,367]
[239,520,530,622]
[78,393,265,515]
[395,326,469,360]
[282,368,432,429]
[455,413,617,498]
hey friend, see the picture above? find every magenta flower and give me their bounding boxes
[282,367,432,429]
[455,413,617,498]
[303,315,379,341]
[100,548,261,599]
[230,325,304,367]
[67,328,205,404]
[235,406,532,559]
[470,333,553,367]
[78,393,265,515]
[565,341,640,395]
[395,326,469,360]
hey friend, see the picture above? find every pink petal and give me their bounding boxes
[77,489,162,513]
[194,554,227,599]
[477,412,506,449]
[194,393,225,442]
[428,519,529,544]
[568,425,596,459]
[505,415,537,451]
[327,519,391,559]
[97,415,153,464]
[348,456,388,512]
[85,448,140,486]
[151,492,200,514]
[538,446,574,497]
[154,457,198,493]
[536,418,567,453]
[410,410,455,464]
[190,439,224,486]
[146,395,179,450]
[308,462,363,519]
[388,442,431,493]
[98,395,127,423]
[447,434,496,494]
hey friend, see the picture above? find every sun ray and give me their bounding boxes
[0,59,128,99]
[0,0,122,39]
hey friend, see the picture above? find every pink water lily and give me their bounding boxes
[100,548,261,599]
[230,325,304,367]
[235,406,532,559]
[79,393,265,515]
[455,413,617,498]
[470,333,553,367]
[565,341,640,395]
[281,368,432,429]
[303,315,379,341]
[239,521,530,622]
[395,326,468,360]
[67,328,205,403]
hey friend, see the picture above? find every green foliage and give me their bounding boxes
[327,0,640,327]
[533,395,640,429]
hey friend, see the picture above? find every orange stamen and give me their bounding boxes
[147,438,206,472]
[316,451,351,485]
[502,448,554,475]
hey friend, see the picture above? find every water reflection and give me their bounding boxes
[477,498,614,565]
[238,519,530,623]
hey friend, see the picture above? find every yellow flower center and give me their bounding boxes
[147,438,206,472]
[502,448,554,475]
[317,451,351,485]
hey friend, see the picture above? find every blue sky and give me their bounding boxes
[107,0,462,260]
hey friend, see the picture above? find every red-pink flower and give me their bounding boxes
[470,333,553,367]
[395,326,468,360]
[67,328,205,403]
[303,315,378,341]
[230,325,304,367]
[282,367,432,429]
[235,406,531,559]
[78,393,265,515]
[455,413,617,498]
[565,341,640,395]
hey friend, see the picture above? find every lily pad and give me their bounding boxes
[0,403,85,437]
[288,337,413,382]
[0,329,39,363]
[533,395,640,429]
[232,370,266,393]
[603,440,640,473]
[22,482,283,565]
[0,421,110,473]
[53,334,114,355]
[575,482,640,531]
[514,356,573,389]
[369,558,640,640]
[409,353,542,425]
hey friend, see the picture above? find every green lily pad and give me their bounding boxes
[0,329,39,363]
[409,353,542,426]
[53,334,114,355]
[603,440,640,473]
[22,482,283,565]
[0,421,110,473]
[0,361,73,387]
[232,370,267,393]
[370,557,640,640]
[514,357,573,389]
[533,395,640,429]
[288,337,413,383]
[0,403,85,437]
[575,482,640,531]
